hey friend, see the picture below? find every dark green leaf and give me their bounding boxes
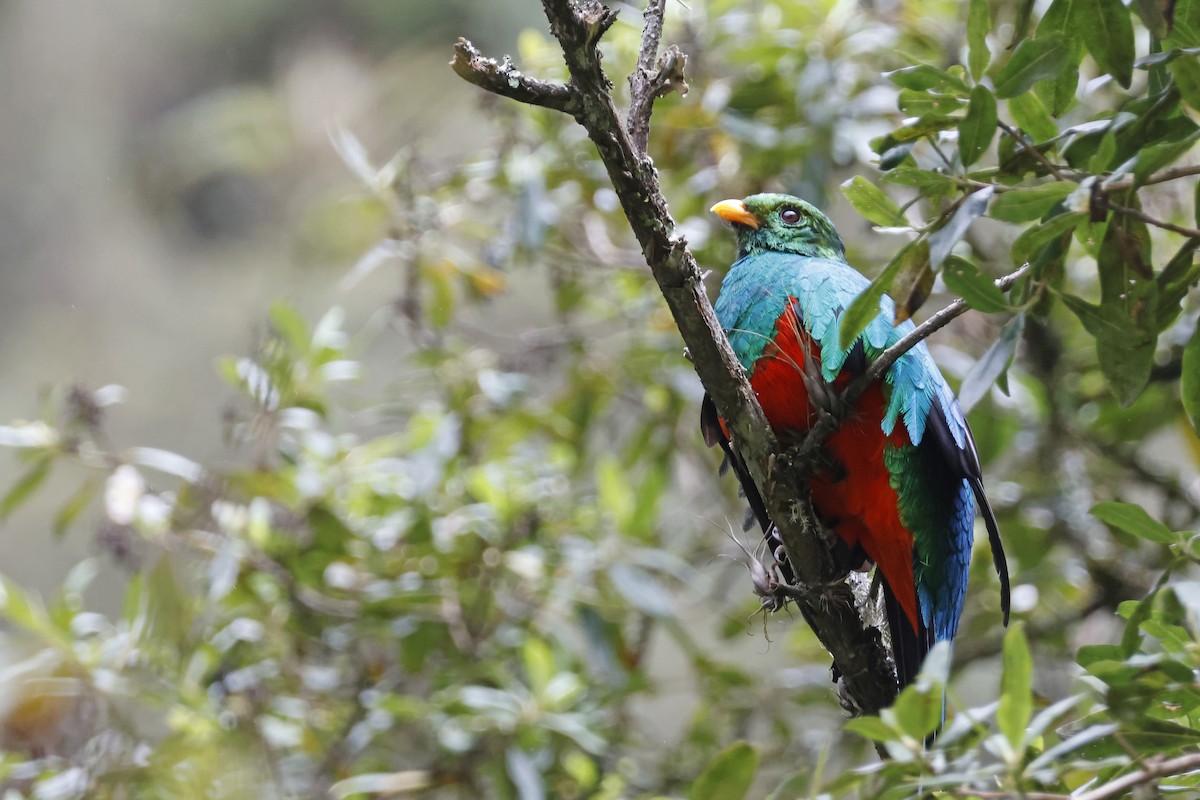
[1078,0,1136,88]
[886,65,968,93]
[840,176,905,226]
[990,183,1076,223]
[1091,501,1176,543]
[839,240,927,348]
[891,255,934,324]
[1012,212,1085,266]
[959,313,1025,413]
[1169,54,1200,111]
[1184,318,1200,434]
[1133,130,1200,187]
[878,140,916,170]
[943,256,1010,313]
[1007,92,1059,143]
[688,741,759,800]
[994,35,1072,98]
[1060,293,1156,405]
[958,85,998,167]
[0,457,52,521]
[967,0,991,80]
[929,187,993,268]
[1035,0,1085,115]
[1155,239,1200,330]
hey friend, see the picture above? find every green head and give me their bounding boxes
[711,193,846,261]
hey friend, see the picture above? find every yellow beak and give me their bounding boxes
[710,199,759,230]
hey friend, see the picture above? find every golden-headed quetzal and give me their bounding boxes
[701,193,1011,691]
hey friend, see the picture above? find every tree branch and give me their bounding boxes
[1105,199,1200,239]
[451,38,581,115]
[627,0,688,153]
[452,0,926,717]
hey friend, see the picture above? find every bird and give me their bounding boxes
[700,192,1010,692]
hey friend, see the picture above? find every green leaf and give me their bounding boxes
[839,240,927,349]
[943,257,1010,313]
[1007,92,1058,143]
[688,741,759,800]
[844,716,899,743]
[1035,0,1085,115]
[891,255,934,324]
[990,182,1076,223]
[890,114,960,143]
[840,176,905,226]
[0,457,52,521]
[53,478,102,538]
[1061,293,1156,405]
[958,85,997,167]
[998,622,1033,750]
[967,0,991,80]
[929,187,993,268]
[1169,50,1200,110]
[898,89,964,116]
[959,313,1025,413]
[1012,212,1085,266]
[1091,501,1176,543]
[886,65,969,93]
[1183,318,1200,435]
[994,35,1072,98]
[892,682,943,741]
[881,167,957,197]
[1078,0,1135,88]
[330,772,434,799]
[269,301,311,355]
[1156,239,1200,330]
[1133,130,1200,187]
[523,638,556,696]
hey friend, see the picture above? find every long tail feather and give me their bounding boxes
[969,477,1011,624]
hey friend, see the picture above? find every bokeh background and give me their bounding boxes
[1,0,1198,796]
[0,0,544,596]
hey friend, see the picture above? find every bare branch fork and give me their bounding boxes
[452,0,1018,717]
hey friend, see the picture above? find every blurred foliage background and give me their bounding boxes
[0,0,1198,798]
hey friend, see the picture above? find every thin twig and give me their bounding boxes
[1105,163,1200,191]
[627,1,688,154]
[998,120,1069,181]
[1106,200,1200,239]
[627,0,667,153]
[1073,751,1200,800]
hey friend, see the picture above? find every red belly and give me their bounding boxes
[749,302,919,632]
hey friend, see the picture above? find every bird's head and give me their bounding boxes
[710,193,846,261]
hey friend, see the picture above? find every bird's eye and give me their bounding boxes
[780,207,802,225]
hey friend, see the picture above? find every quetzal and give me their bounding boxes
[701,193,1010,690]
